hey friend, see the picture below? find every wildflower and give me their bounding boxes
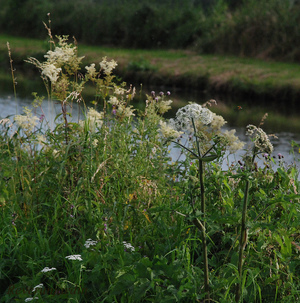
[278,153,284,159]
[84,238,97,248]
[44,36,84,68]
[116,104,136,118]
[263,153,269,159]
[85,63,97,78]
[25,298,39,302]
[123,241,135,252]
[86,107,104,132]
[159,120,183,139]
[108,96,119,106]
[114,86,126,95]
[39,114,45,122]
[41,267,56,273]
[223,129,245,153]
[100,56,118,75]
[52,149,59,157]
[14,107,39,134]
[246,125,273,154]
[157,99,173,114]
[41,63,61,83]
[92,139,98,147]
[175,103,213,131]
[65,254,82,261]
[32,284,43,292]
[35,134,46,146]
[210,113,226,131]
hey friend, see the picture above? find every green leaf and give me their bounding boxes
[199,153,218,162]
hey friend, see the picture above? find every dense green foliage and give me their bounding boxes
[1,31,300,302]
[1,0,300,61]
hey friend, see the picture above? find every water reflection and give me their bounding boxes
[1,94,299,174]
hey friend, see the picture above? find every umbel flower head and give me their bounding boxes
[246,124,273,154]
[175,103,213,131]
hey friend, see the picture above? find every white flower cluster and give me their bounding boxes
[108,96,136,118]
[157,99,173,115]
[84,238,97,248]
[246,124,273,154]
[14,108,39,134]
[65,254,82,261]
[159,120,183,139]
[175,103,213,131]
[100,56,118,75]
[85,63,96,77]
[81,107,104,133]
[45,36,84,67]
[123,241,135,252]
[27,36,84,84]
[32,283,43,292]
[25,297,39,302]
[41,267,56,273]
[223,129,245,153]
[41,63,61,83]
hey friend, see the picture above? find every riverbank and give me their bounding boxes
[1,35,300,133]
[1,35,300,105]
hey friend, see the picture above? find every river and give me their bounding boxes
[0,92,300,176]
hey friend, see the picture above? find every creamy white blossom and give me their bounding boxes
[246,124,273,154]
[114,86,126,95]
[92,139,99,148]
[85,63,97,78]
[159,120,183,139]
[100,56,118,75]
[157,99,173,114]
[84,238,98,248]
[14,108,39,134]
[41,267,56,273]
[41,63,61,83]
[123,241,135,252]
[86,107,104,132]
[116,104,135,118]
[32,284,43,292]
[222,129,245,153]
[25,297,39,302]
[108,96,119,106]
[210,113,227,131]
[65,254,82,261]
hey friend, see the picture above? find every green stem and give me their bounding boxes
[199,159,210,302]
[235,152,256,302]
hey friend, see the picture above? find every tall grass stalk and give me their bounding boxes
[6,42,17,107]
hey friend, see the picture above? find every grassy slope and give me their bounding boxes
[2,35,300,94]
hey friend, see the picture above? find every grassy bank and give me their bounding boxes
[2,35,300,103]
[1,34,299,302]
[2,35,300,133]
